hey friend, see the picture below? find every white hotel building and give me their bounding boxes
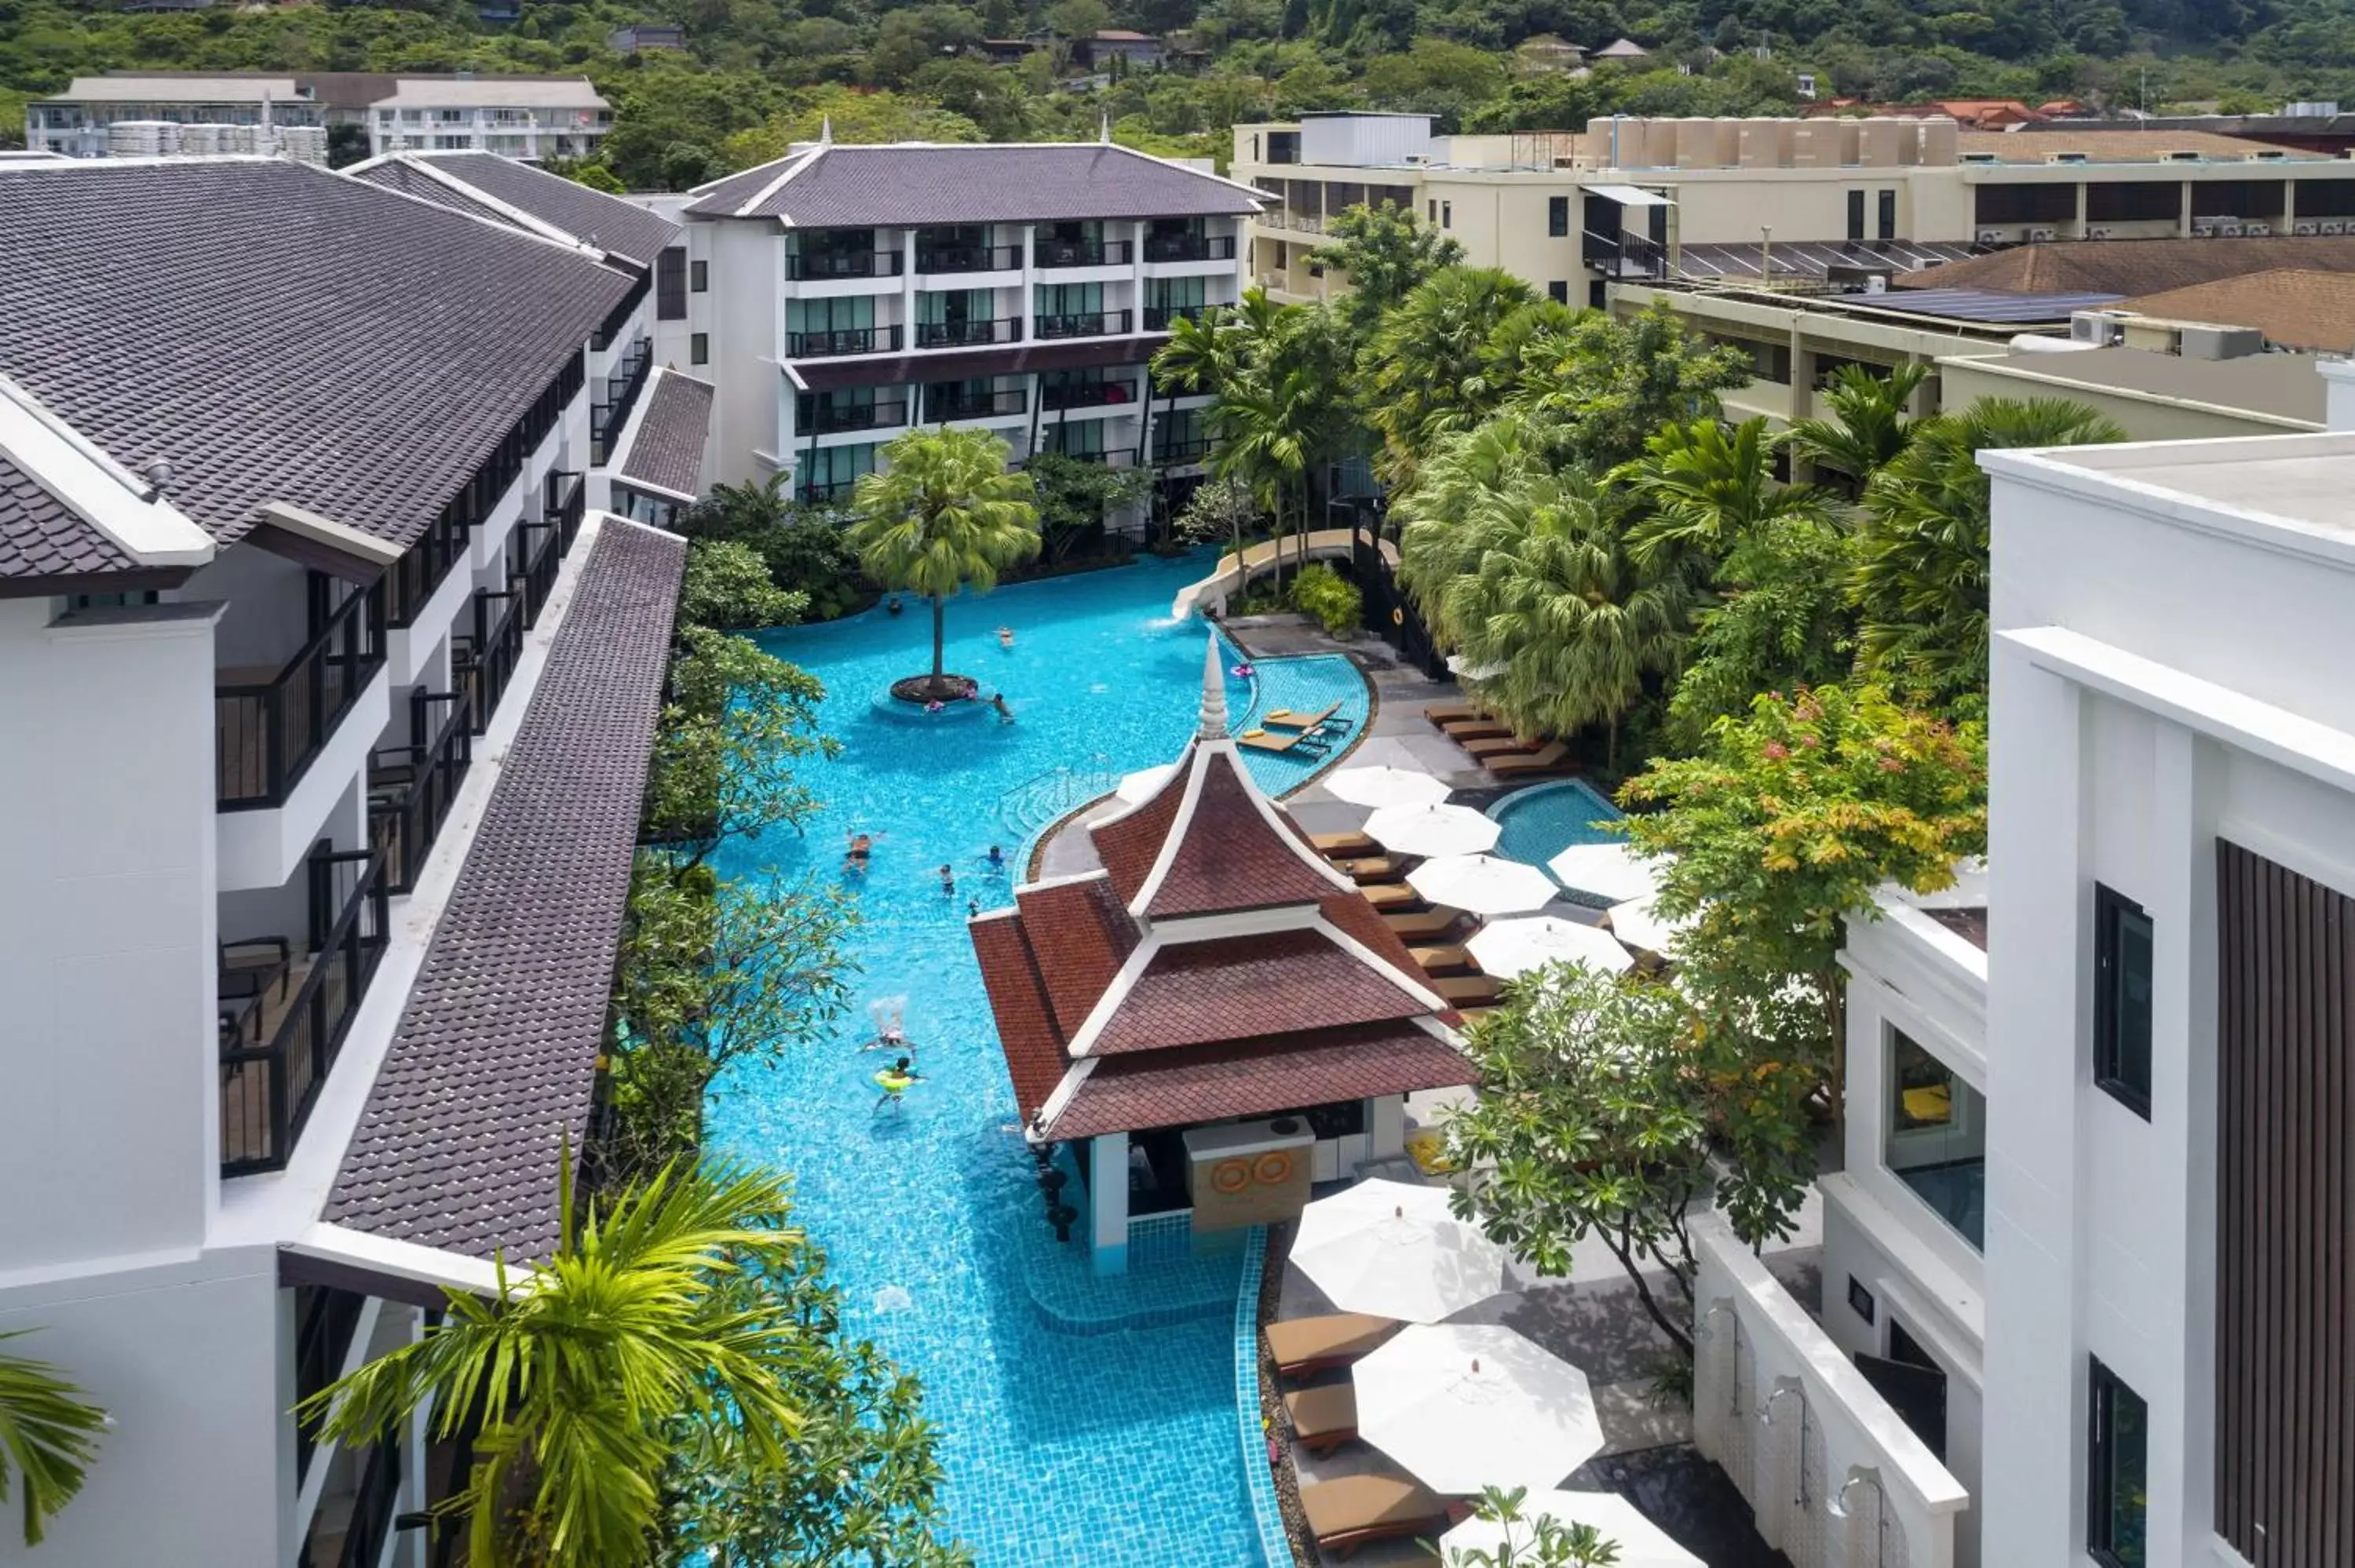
[0,153,709,1566]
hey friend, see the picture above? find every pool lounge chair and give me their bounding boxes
[1409,944,1476,975]
[1441,718,1518,743]
[1283,1383,1360,1457]
[1313,830,1379,859]
[1236,727,1330,757]
[1424,701,1488,727]
[1301,1473,1451,1561]
[1265,701,1353,733]
[1382,907,1464,940]
[1334,855,1405,885]
[1485,741,1573,779]
[1266,1312,1401,1379]
[1361,883,1422,912]
[1433,974,1505,1006]
[1460,737,1549,762]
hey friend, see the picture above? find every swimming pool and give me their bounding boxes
[1488,779,1627,903]
[706,554,1369,1566]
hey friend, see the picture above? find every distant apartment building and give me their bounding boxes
[24,71,611,162]
[0,154,692,1566]
[662,137,1258,507]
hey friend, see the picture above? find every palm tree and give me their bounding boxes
[1788,361,1931,494]
[0,1333,105,1547]
[1362,267,1535,485]
[1152,300,1258,563]
[1618,416,1825,572]
[1852,396,2123,711]
[845,426,1040,700]
[305,1159,812,1568]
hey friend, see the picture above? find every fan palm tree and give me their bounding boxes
[1362,267,1535,484]
[846,426,1039,698]
[1852,396,2123,711]
[0,1333,105,1547]
[1618,417,1826,572]
[1788,361,1931,493]
[305,1158,811,1568]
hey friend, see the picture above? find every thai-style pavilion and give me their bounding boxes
[969,641,1475,1273]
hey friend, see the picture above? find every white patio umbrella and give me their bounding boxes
[1606,893,1693,957]
[1355,1324,1605,1496]
[1115,763,1177,805]
[1408,854,1559,917]
[1289,1178,1508,1324]
[1446,653,1506,682]
[1468,914,1636,979]
[1546,841,1660,905]
[1364,802,1501,859]
[1440,1491,1702,1568]
[1325,765,1453,809]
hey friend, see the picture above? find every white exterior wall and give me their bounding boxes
[366,105,608,161]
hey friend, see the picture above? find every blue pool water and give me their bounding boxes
[704,554,1369,1566]
[1488,779,1627,902]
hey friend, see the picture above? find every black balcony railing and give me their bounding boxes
[1145,234,1236,263]
[799,476,860,502]
[512,519,561,628]
[916,244,1022,274]
[787,325,904,359]
[333,1436,403,1568]
[1037,447,1134,467]
[592,337,653,465]
[367,688,471,896]
[1035,238,1134,268]
[796,396,909,435]
[293,1286,364,1479]
[218,843,388,1177]
[1143,304,1207,330]
[385,502,469,630]
[1154,436,1212,463]
[926,387,1028,421]
[1582,231,1667,281]
[915,317,1022,348]
[1040,379,1137,411]
[217,582,387,810]
[787,250,904,280]
[455,589,524,737]
[589,271,651,352]
[1036,310,1132,341]
[545,469,586,556]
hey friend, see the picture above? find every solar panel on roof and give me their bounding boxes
[1871,286,2125,322]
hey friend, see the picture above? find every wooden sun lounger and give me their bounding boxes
[1442,719,1517,742]
[1459,733,1546,758]
[1334,855,1404,885]
[1409,944,1476,975]
[1283,1383,1360,1457]
[1302,1473,1451,1560]
[1433,974,1505,1005]
[1382,907,1464,940]
[1486,741,1573,778]
[1361,884,1422,912]
[1424,702,1486,727]
[1266,1312,1401,1379]
[1265,701,1351,732]
[1312,830,1379,859]
[1236,727,1329,757]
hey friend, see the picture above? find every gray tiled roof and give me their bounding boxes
[615,370,713,499]
[0,450,133,579]
[380,152,681,268]
[0,159,630,552]
[350,155,512,228]
[686,143,1261,226]
[324,520,685,1264]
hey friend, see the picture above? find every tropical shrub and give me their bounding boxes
[679,540,807,630]
[0,1332,105,1547]
[1288,563,1363,636]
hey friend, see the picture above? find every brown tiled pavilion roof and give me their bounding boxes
[686,142,1260,225]
[1320,889,1453,1000]
[1897,235,2355,297]
[968,910,1067,1118]
[2120,268,2355,351]
[615,370,714,500]
[325,521,686,1263]
[1015,876,1136,1040]
[1040,1023,1473,1141]
[0,450,133,580]
[0,159,628,553]
[1141,753,1347,917]
[1093,781,1185,904]
[1088,929,1430,1056]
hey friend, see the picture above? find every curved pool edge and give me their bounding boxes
[1232,1227,1292,1568]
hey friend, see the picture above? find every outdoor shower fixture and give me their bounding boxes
[1759,1377,1811,1509]
[1828,1467,1892,1568]
[1697,1299,1743,1417]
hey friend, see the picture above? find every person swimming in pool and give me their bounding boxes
[991,692,1014,724]
[938,864,956,896]
[860,999,912,1053]
[986,844,1006,872]
[845,830,882,873]
[886,596,904,615]
[966,896,981,918]
[874,1056,924,1111]
[996,625,1015,648]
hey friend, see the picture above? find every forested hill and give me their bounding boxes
[5,0,2355,191]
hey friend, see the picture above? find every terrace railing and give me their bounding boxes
[1144,234,1237,263]
[915,317,1021,348]
[592,337,653,465]
[1040,378,1137,411]
[512,518,561,629]
[1035,310,1133,341]
[916,243,1022,274]
[787,326,904,359]
[1153,436,1211,464]
[788,250,905,280]
[215,582,386,810]
[1143,304,1207,330]
[455,588,524,736]
[367,688,471,897]
[1035,238,1134,268]
[926,386,1028,421]
[545,469,586,556]
[797,396,909,436]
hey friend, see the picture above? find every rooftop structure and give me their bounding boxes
[608,366,716,526]
[685,140,1260,227]
[971,643,1472,1273]
[1938,343,2328,436]
[2115,266,2355,351]
[349,148,681,268]
[1897,233,2355,294]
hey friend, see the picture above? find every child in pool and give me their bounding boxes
[874,1056,924,1111]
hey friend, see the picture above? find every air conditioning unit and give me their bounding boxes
[2296,220,2321,235]
[2028,225,2058,242]
[2071,311,2127,345]
[2327,221,2349,235]
[2219,219,2245,236]
[2193,217,2219,236]
[2244,221,2271,237]
[1976,228,2009,244]
[2088,225,2115,239]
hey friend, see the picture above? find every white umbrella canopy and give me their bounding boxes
[1115,763,1178,805]
[1364,802,1502,859]
[1408,854,1560,917]
[1440,1491,1702,1568]
[1355,1325,1605,1496]
[1546,841,1661,905]
[1325,765,1454,809]
[1605,893,1693,956]
[1468,915,1636,979]
[1289,1178,1509,1324]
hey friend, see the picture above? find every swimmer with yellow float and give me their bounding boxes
[874,1055,925,1112]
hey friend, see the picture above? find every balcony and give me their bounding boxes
[799,476,860,503]
[796,396,910,436]
[926,387,1028,421]
[1035,447,1134,468]
[917,243,1022,274]
[1582,231,1667,282]
[592,337,652,465]
[216,582,387,810]
[1035,238,1134,268]
[787,250,905,281]
[367,688,472,895]
[915,318,1021,349]
[510,516,562,629]
[1041,378,1137,412]
[546,469,586,556]
[1145,234,1237,263]
[1154,436,1212,464]
[787,325,904,359]
[453,588,524,738]
[1143,304,1207,330]
[217,842,389,1176]
[1035,310,1133,341]
[384,502,469,630]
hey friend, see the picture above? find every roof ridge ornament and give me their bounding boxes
[1101,109,1112,145]
[820,115,834,146]
[1197,636,1228,738]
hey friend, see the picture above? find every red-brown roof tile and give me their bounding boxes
[1144,753,1342,918]
[1093,776,1184,904]
[1320,890,1459,1016]
[1042,1023,1474,1141]
[1089,929,1429,1056]
[969,910,1070,1119]
[1015,875,1137,1037]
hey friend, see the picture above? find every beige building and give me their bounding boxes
[1232,112,2355,310]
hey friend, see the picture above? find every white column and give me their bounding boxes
[1090,1132,1130,1275]
[1366,1095,1406,1161]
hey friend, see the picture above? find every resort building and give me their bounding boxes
[668,137,1256,505]
[969,646,1475,1274]
[1231,111,2355,310]
[0,155,684,1564]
